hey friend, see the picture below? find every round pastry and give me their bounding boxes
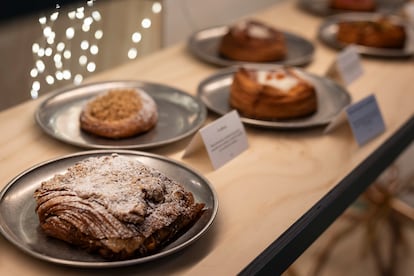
[336,17,406,49]
[330,0,376,12]
[218,20,287,62]
[80,88,158,139]
[230,67,317,120]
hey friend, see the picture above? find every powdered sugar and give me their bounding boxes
[135,89,158,124]
[36,153,198,238]
[256,69,299,92]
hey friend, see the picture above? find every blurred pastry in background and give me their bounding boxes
[218,19,287,62]
[230,67,317,120]
[336,17,406,49]
[330,0,376,12]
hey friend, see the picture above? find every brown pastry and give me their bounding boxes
[336,17,406,49]
[33,153,205,260]
[230,67,317,120]
[80,88,158,139]
[218,20,287,62]
[330,0,376,12]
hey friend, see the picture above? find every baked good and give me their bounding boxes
[33,153,205,260]
[218,20,287,62]
[229,67,317,120]
[80,88,158,139]
[330,0,376,12]
[336,17,406,49]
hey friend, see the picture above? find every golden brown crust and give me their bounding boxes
[79,89,158,139]
[229,67,317,120]
[336,18,406,49]
[218,20,286,62]
[33,154,205,260]
[330,0,376,12]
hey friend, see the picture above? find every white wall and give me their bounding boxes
[163,0,280,46]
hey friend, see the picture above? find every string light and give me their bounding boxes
[29,1,163,100]
[141,18,151,29]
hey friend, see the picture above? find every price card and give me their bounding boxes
[183,110,249,169]
[404,2,414,26]
[325,94,385,146]
[346,94,385,146]
[326,45,363,86]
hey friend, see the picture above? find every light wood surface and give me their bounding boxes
[0,1,413,275]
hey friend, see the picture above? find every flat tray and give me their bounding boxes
[197,65,351,129]
[0,150,218,268]
[35,80,207,149]
[187,25,315,67]
[298,0,407,16]
[318,13,414,58]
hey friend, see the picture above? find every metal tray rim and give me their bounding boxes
[0,149,218,268]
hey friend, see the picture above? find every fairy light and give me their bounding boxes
[66,27,75,39]
[132,32,142,43]
[30,68,38,78]
[128,48,138,59]
[56,42,65,52]
[29,0,162,99]
[86,62,96,72]
[50,12,59,21]
[152,2,162,13]
[141,18,151,29]
[94,30,103,39]
[90,45,99,55]
[38,16,47,24]
[46,75,55,84]
[79,55,88,65]
[74,74,83,84]
[32,43,40,54]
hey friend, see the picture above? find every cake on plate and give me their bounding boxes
[218,19,287,62]
[330,0,376,12]
[229,67,317,120]
[33,153,205,260]
[336,17,407,49]
[79,88,158,139]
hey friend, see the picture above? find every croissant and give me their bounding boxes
[33,154,205,260]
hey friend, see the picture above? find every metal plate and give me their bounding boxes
[0,150,218,268]
[35,80,207,149]
[298,0,407,16]
[187,25,315,67]
[318,13,414,58]
[197,65,351,129]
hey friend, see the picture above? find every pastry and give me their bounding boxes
[79,88,158,139]
[33,153,205,260]
[330,0,376,12]
[229,67,317,120]
[336,17,406,49]
[218,20,287,62]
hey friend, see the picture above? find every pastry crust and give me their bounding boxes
[80,88,158,139]
[330,0,376,12]
[218,20,287,62]
[33,154,205,260]
[230,67,317,120]
[336,18,406,49]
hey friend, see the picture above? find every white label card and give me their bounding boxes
[183,110,249,170]
[326,46,363,86]
[346,94,385,146]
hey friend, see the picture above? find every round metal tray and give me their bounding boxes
[198,65,352,129]
[35,80,207,149]
[188,25,315,67]
[0,150,218,267]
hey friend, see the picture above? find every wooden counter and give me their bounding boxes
[0,1,413,275]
